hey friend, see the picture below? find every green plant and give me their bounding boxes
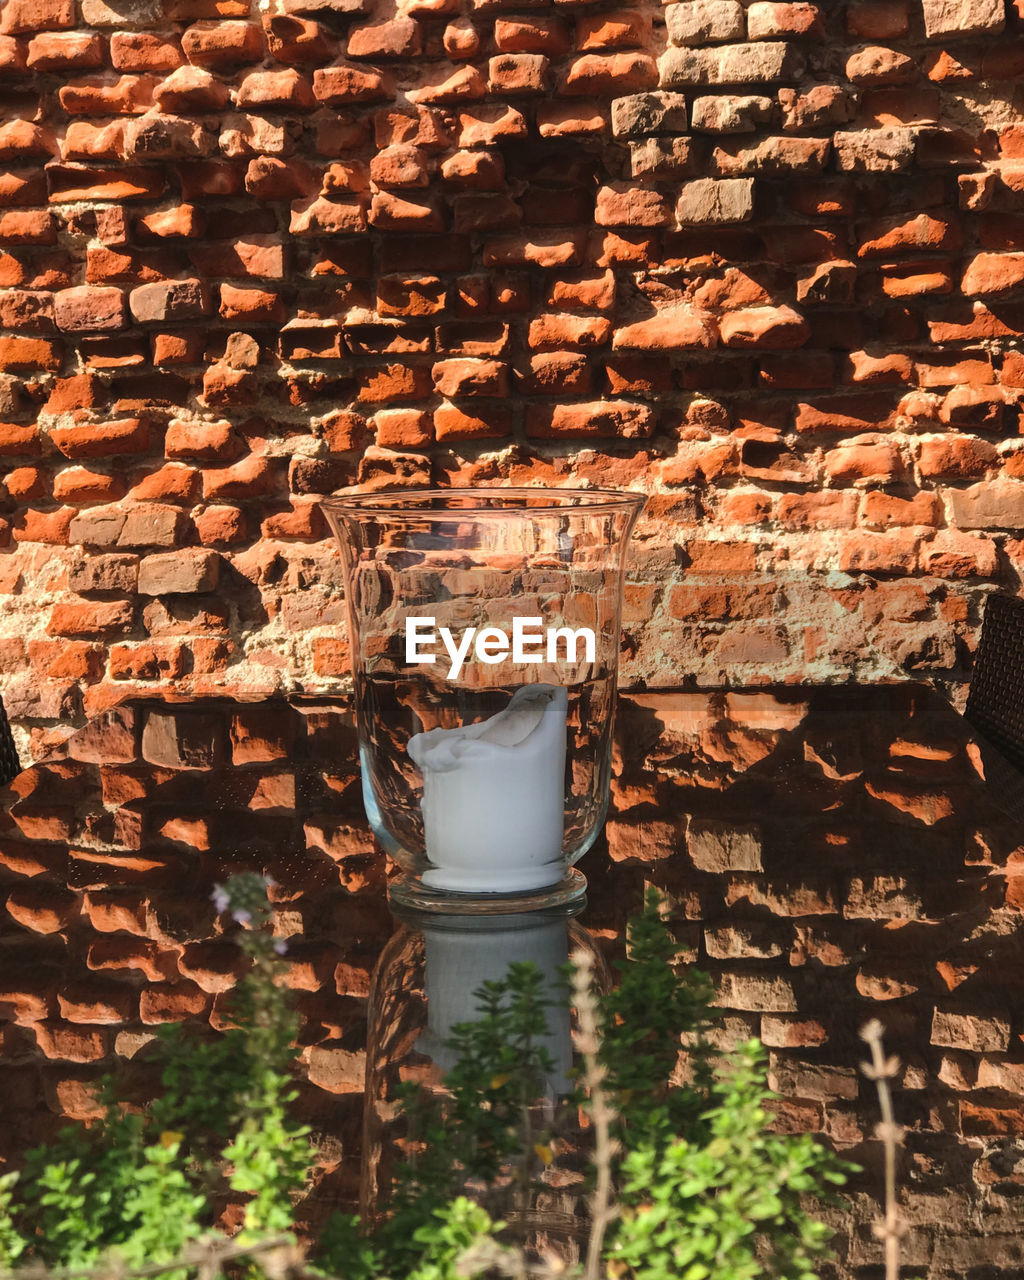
[3,873,310,1271]
[0,881,856,1280]
[611,1040,847,1280]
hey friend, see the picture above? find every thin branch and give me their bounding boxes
[859,1019,905,1280]
[1,1233,300,1280]
[570,948,620,1280]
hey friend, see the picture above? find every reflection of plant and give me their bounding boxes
[0,884,857,1280]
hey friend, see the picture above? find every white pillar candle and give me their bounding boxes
[408,684,568,893]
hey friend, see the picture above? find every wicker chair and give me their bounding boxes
[0,694,20,786]
[964,593,1024,774]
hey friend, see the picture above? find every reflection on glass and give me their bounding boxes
[361,900,608,1260]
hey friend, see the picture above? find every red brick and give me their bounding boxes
[109,641,186,679]
[219,284,283,322]
[526,400,653,439]
[457,105,527,147]
[313,635,350,676]
[67,552,137,593]
[0,334,62,370]
[962,252,1024,296]
[372,408,432,449]
[348,16,420,57]
[528,313,611,350]
[0,209,56,244]
[4,466,47,500]
[50,164,165,204]
[201,454,279,500]
[230,706,297,763]
[53,285,126,332]
[773,491,856,529]
[289,195,367,235]
[720,305,810,349]
[53,466,125,504]
[195,504,246,545]
[47,600,134,637]
[357,362,431,402]
[0,288,53,329]
[824,437,905,486]
[861,490,942,528]
[613,309,717,351]
[138,548,220,595]
[848,2,910,38]
[443,17,479,58]
[129,463,199,504]
[0,121,52,160]
[313,62,390,104]
[180,20,263,64]
[430,357,507,398]
[140,984,210,1024]
[154,66,229,112]
[11,507,73,544]
[561,51,657,96]
[838,530,919,574]
[51,418,149,459]
[433,401,511,441]
[0,0,75,32]
[266,14,338,63]
[0,423,41,455]
[111,32,183,71]
[129,279,210,322]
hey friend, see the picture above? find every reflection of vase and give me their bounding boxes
[360,893,609,1250]
[319,488,643,908]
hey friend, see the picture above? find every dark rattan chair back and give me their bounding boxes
[0,694,20,786]
[965,593,1024,774]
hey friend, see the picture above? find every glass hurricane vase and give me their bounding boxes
[320,488,644,910]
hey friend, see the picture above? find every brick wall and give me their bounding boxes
[2,0,1024,756]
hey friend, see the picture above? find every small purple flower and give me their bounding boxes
[273,938,288,956]
[232,908,252,925]
[211,885,230,914]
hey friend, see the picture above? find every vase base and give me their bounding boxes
[388,867,587,916]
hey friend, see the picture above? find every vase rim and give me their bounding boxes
[319,486,646,520]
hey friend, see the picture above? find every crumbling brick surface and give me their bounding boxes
[0,0,1023,753]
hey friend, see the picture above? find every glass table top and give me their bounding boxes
[1,681,1023,1265]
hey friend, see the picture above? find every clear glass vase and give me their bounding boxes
[319,488,644,909]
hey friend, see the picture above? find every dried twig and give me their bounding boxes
[570,949,620,1280]
[0,1233,302,1280]
[859,1019,906,1280]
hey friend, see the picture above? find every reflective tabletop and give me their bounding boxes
[1,682,1023,1271]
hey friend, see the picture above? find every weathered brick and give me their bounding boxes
[921,0,1003,40]
[659,41,802,86]
[129,279,210,322]
[666,1,745,47]
[677,176,754,224]
[931,1007,1010,1052]
[51,419,149,459]
[135,549,218,597]
[747,2,823,39]
[47,600,134,638]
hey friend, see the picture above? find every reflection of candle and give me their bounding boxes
[419,915,573,1094]
[408,684,568,893]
